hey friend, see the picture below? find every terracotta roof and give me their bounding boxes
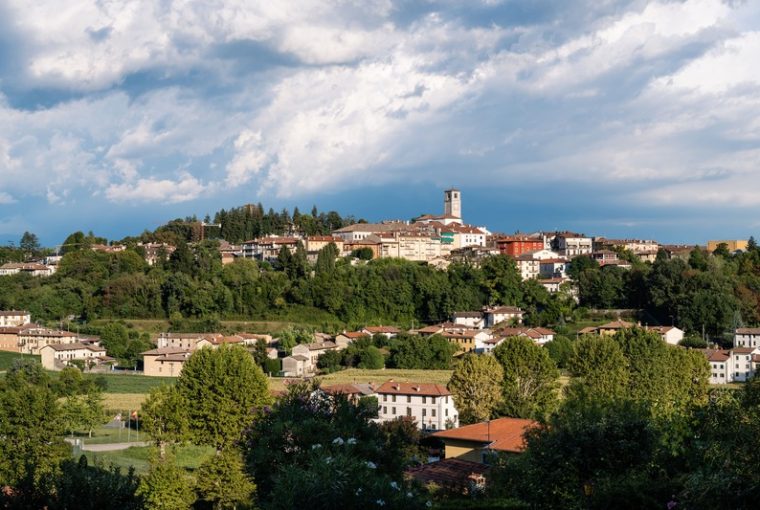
[307,341,337,351]
[341,331,371,339]
[377,381,451,397]
[598,320,635,329]
[703,349,730,362]
[432,417,538,453]
[20,328,76,338]
[41,342,106,352]
[416,325,444,334]
[142,348,193,356]
[406,458,490,488]
[0,310,29,317]
[452,311,483,319]
[736,328,760,335]
[732,347,756,354]
[156,353,192,362]
[363,326,401,334]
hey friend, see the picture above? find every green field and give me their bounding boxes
[83,372,175,393]
[0,351,39,371]
[79,445,215,474]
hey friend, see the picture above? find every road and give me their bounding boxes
[65,439,149,451]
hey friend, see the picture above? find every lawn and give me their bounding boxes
[63,423,148,445]
[78,445,215,474]
[0,351,39,371]
[102,392,149,413]
[267,368,454,393]
[83,372,175,393]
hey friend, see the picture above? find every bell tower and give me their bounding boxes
[444,188,461,219]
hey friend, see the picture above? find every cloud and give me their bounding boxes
[105,173,207,203]
[0,191,16,204]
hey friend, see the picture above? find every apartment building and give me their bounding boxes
[376,382,459,431]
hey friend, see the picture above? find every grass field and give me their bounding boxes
[0,351,39,371]
[83,372,175,393]
[102,392,149,413]
[266,368,454,392]
[79,445,215,474]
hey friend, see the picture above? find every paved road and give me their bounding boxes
[65,439,149,451]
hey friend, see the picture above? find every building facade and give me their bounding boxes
[376,382,459,431]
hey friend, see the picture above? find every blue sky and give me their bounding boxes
[2,0,760,247]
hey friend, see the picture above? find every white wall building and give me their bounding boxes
[735,328,760,348]
[376,382,459,431]
[0,310,31,327]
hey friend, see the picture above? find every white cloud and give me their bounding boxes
[0,192,16,204]
[105,173,207,203]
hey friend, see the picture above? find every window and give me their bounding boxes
[431,397,437,405]
[392,395,396,403]
[383,406,387,414]
[383,395,387,402]
[422,409,427,417]
[422,396,426,404]
[445,409,449,417]
[407,407,412,417]
[392,407,396,415]
[407,396,411,403]
[432,409,436,417]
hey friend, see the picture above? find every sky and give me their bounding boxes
[2,0,760,247]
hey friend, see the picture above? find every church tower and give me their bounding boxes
[444,188,461,219]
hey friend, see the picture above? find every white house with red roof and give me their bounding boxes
[0,310,31,328]
[376,381,459,431]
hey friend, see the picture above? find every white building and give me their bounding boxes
[40,343,110,371]
[735,328,760,348]
[0,263,56,277]
[704,347,760,384]
[376,381,459,431]
[451,311,485,329]
[539,259,569,279]
[550,232,593,257]
[0,310,31,327]
[483,306,524,327]
[647,326,685,345]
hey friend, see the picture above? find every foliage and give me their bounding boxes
[136,450,196,510]
[492,337,560,420]
[388,334,457,369]
[566,335,629,401]
[195,448,256,510]
[141,385,191,455]
[243,381,425,508]
[543,335,573,369]
[53,456,141,510]
[176,346,272,450]
[448,354,504,424]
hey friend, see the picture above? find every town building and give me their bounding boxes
[376,381,459,431]
[0,262,56,277]
[142,348,193,377]
[735,328,760,348]
[549,232,593,257]
[432,417,537,463]
[707,240,749,253]
[39,343,112,371]
[18,327,79,355]
[442,329,492,355]
[0,310,31,327]
[496,235,545,257]
[241,236,300,262]
[703,347,760,384]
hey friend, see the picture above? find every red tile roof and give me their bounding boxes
[405,458,490,488]
[377,381,451,397]
[432,417,538,453]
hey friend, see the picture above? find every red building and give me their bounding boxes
[496,236,544,257]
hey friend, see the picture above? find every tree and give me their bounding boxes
[492,337,559,420]
[136,451,196,510]
[566,335,629,401]
[141,386,190,458]
[195,449,256,510]
[0,362,69,505]
[19,231,40,259]
[54,456,141,510]
[448,354,504,424]
[544,335,573,369]
[358,345,385,369]
[176,346,272,450]
[388,333,457,369]
[480,255,522,306]
[567,255,599,281]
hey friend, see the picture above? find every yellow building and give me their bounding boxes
[707,240,749,253]
[432,418,537,464]
[142,348,192,377]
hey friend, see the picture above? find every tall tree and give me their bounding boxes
[141,386,191,459]
[195,448,256,510]
[493,337,560,420]
[136,452,196,510]
[19,231,40,260]
[176,346,272,451]
[566,335,629,401]
[448,354,504,424]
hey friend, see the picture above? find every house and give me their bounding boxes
[405,458,490,494]
[514,254,541,280]
[138,243,176,266]
[335,331,370,347]
[17,327,79,354]
[0,262,56,277]
[342,238,381,259]
[142,348,193,377]
[549,232,593,257]
[579,320,636,336]
[361,326,401,339]
[292,341,339,368]
[537,277,565,294]
[156,332,223,350]
[495,327,556,346]
[432,417,538,463]
[443,329,492,355]
[451,311,486,329]
[707,240,749,253]
[321,383,378,405]
[39,343,112,371]
[376,381,459,431]
[0,326,24,352]
[496,235,545,257]
[0,310,31,327]
[241,236,300,262]
[483,306,524,327]
[701,347,760,384]
[332,223,407,242]
[281,355,311,377]
[304,236,345,261]
[539,259,569,279]
[735,328,760,348]
[647,326,685,345]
